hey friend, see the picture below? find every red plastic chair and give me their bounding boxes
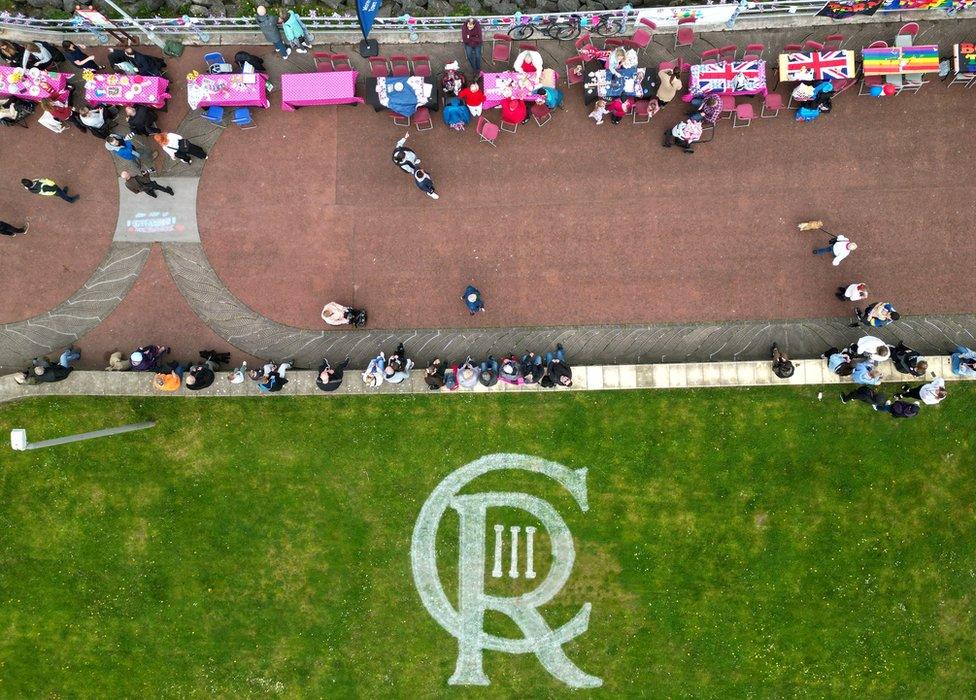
[823,34,844,51]
[331,54,351,71]
[675,16,695,50]
[313,52,333,72]
[898,22,919,37]
[531,103,552,127]
[390,111,410,127]
[733,102,754,127]
[491,34,512,65]
[658,60,675,72]
[761,92,783,117]
[566,55,585,86]
[701,48,721,64]
[803,40,825,52]
[744,43,765,59]
[411,55,431,77]
[867,40,889,49]
[414,107,433,131]
[390,55,410,76]
[367,56,388,78]
[720,94,736,119]
[783,43,802,52]
[719,44,737,62]
[605,38,627,50]
[631,18,656,53]
[476,115,499,146]
[574,32,592,54]
[632,99,655,124]
[518,41,537,53]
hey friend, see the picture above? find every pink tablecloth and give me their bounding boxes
[188,73,269,109]
[685,60,767,100]
[482,71,541,109]
[280,70,363,111]
[0,66,70,102]
[85,73,170,109]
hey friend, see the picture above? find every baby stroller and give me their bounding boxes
[345,307,368,328]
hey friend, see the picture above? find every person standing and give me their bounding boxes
[413,168,439,200]
[770,344,795,379]
[281,9,312,53]
[154,132,207,164]
[836,282,868,301]
[21,178,78,203]
[256,5,290,59]
[462,285,485,314]
[125,105,161,136]
[105,133,151,170]
[812,234,856,265]
[461,17,483,75]
[458,82,486,117]
[121,170,174,198]
[850,301,899,329]
[392,132,420,173]
[0,220,28,236]
[891,341,927,377]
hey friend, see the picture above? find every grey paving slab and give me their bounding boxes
[114,178,200,243]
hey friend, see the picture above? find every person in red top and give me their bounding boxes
[500,97,528,125]
[607,97,632,125]
[460,18,482,75]
[458,81,486,117]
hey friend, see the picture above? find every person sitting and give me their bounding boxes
[606,47,627,78]
[425,358,445,389]
[152,363,184,391]
[891,341,927,377]
[0,98,33,128]
[545,344,573,387]
[458,81,486,117]
[499,355,522,385]
[849,336,890,363]
[894,376,946,405]
[457,357,480,388]
[184,361,216,390]
[771,344,795,380]
[513,49,543,82]
[534,86,564,110]
[851,302,899,329]
[479,356,499,387]
[21,42,58,70]
[13,363,73,385]
[38,99,79,133]
[0,40,25,67]
[125,105,162,136]
[656,67,682,106]
[442,97,471,131]
[821,347,854,377]
[227,361,248,384]
[123,46,166,76]
[61,40,100,69]
[384,343,414,384]
[521,352,543,384]
[130,344,170,371]
[258,361,291,392]
[316,357,350,391]
[462,285,485,314]
[77,106,111,139]
[851,361,883,386]
[500,96,527,125]
[362,352,385,387]
[321,302,351,325]
[951,346,976,377]
[663,119,703,153]
[880,399,920,419]
[441,61,466,96]
[105,351,131,371]
[695,95,723,126]
[108,48,138,74]
[443,364,459,391]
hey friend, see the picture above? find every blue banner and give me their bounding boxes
[356,0,382,39]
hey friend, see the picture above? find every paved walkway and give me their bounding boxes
[2,21,976,371]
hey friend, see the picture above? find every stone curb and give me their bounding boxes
[2,355,971,403]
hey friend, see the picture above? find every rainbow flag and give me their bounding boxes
[862,44,940,75]
[900,45,940,73]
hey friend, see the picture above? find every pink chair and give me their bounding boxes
[761,92,783,117]
[633,98,657,124]
[518,41,537,53]
[867,40,889,49]
[783,43,802,52]
[733,102,754,127]
[631,18,656,53]
[701,48,721,64]
[331,54,351,71]
[720,94,736,119]
[566,55,585,86]
[605,38,627,51]
[389,55,410,76]
[477,115,499,145]
[803,40,825,52]
[367,56,388,78]
[411,55,431,77]
[658,60,675,72]
[390,111,410,127]
[823,33,844,51]
[414,107,433,131]
[491,34,512,64]
[574,32,592,54]
[719,44,737,62]
[831,78,857,96]
[675,17,696,51]
[898,22,919,38]
[531,103,552,127]
[743,43,765,59]
[313,52,333,72]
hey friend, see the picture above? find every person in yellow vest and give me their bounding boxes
[21,177,78,203]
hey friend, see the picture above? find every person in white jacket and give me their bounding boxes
[153,132,208,164]
[513,49,543,82]
[894,376,946,405]
[813,233,856,265]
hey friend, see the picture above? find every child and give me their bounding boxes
[607,97,631,124]
[588,99,609,125]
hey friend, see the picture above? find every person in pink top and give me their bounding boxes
[458,82,485,117]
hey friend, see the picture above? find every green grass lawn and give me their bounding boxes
[1,387,974,697]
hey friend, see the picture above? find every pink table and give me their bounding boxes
[280,70,363,111]
[0,66,70,102]
[85,73,170,109]
[187,73,269,109]
[482,71,541,109]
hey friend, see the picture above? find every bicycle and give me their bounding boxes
[507,12,627,42]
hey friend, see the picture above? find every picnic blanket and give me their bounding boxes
[376,76,430,116]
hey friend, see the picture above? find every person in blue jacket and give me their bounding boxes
[534,86,564,110]
[442,97,471,130]
[280,9,312,54]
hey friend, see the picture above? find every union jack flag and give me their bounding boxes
[693,60,766,95]
[783,51,852,81]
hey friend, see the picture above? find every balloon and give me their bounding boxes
[869,84,883,97]
[882,83,896,96]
